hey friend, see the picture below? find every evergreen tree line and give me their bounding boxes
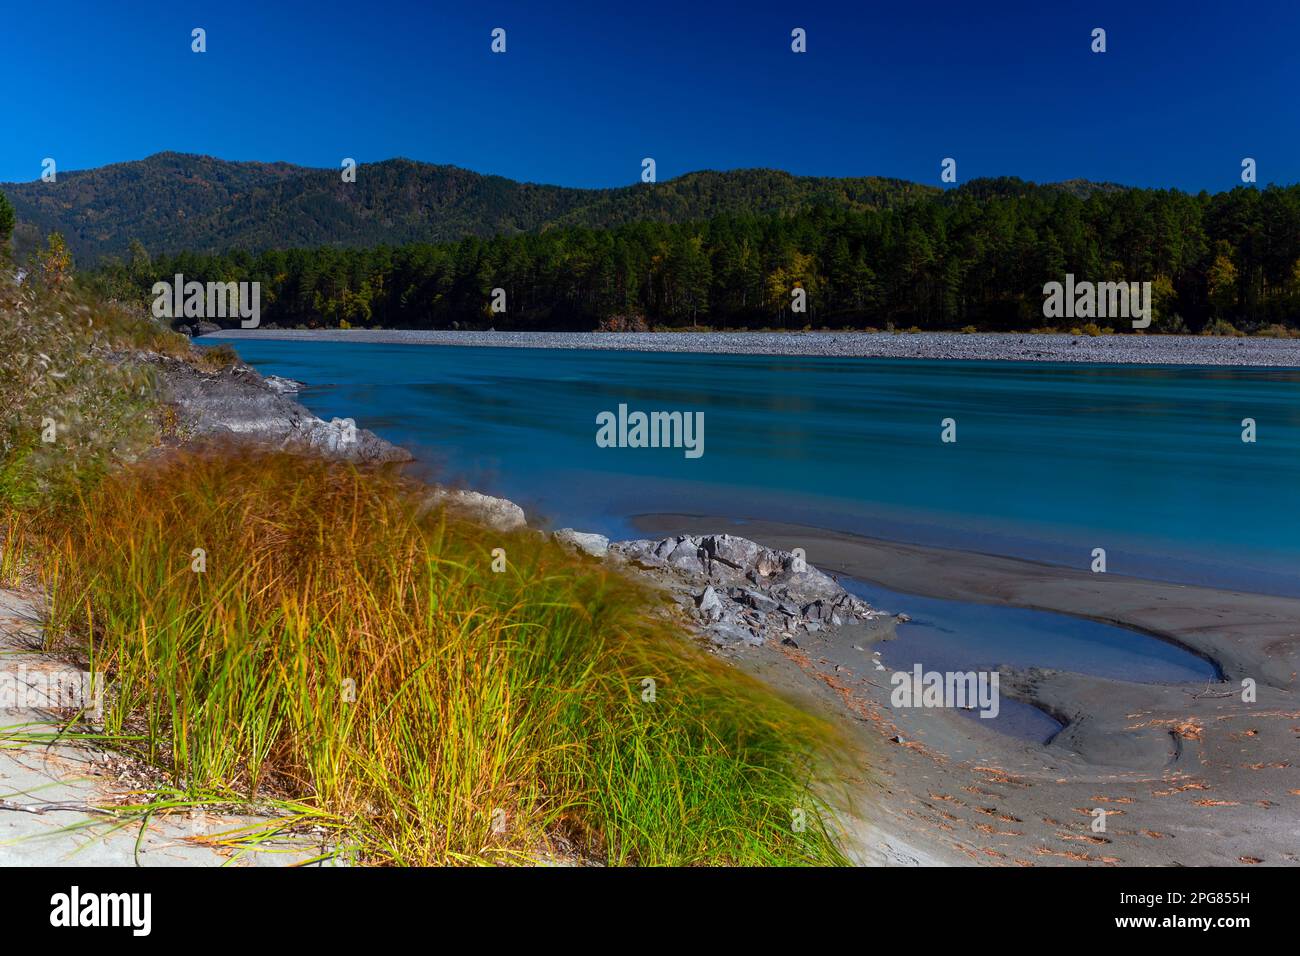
[86,179,1300,333]
[0,191,15,247]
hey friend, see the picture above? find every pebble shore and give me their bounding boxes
[208,328,1300,366]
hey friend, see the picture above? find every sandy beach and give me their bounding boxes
[635,513,1300,866]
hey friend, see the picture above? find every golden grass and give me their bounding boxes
[35,449,848,865]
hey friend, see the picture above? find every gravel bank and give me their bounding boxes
[206,328,1300,366]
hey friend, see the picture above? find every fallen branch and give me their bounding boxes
[0,798,119,816]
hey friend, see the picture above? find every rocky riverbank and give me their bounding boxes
[605,533,888,648]
[150,349,894,653]
[147,352,410,463]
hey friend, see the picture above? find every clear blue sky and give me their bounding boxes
[3,0,1296,190]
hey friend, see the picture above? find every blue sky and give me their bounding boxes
[3,0,1296,190]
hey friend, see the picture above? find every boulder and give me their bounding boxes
[700,534,762,570]
[608,532,878,648]
[263,374,304,394]
[608,538,666,570]
[425,489,527,533]
[707,620,762,647]
[665,540,707,576]
[553,529,610,557]
[696,585,724,622]
[730,586,780,614]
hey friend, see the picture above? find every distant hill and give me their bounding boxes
[1,152,944,264]
[938,175,1130,202]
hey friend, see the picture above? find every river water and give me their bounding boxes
[208,337,1268,737]
[210,337,1300,599]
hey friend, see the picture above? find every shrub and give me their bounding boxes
[1201,318,1244,337]
[1156,312,1190,334]
[193,342,240,371]
[596,313,650,333]
[37,233,73,290]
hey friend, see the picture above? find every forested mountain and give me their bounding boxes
[0,152,935,263]
[85,180,1300,334]
[5,152,1295,333]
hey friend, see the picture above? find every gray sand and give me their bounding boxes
[0,591,330,866]
[637,513,1300,866]
[206,328,1300,366]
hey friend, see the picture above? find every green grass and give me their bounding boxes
[35,449,849,865]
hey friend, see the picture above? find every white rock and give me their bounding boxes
[425,489,527,532]
[263,374,304,394]
[696,585,724,622]
[553,529,610,557]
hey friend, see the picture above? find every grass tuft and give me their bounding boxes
[38,448,848,865]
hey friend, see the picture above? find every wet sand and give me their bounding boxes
[635,513,1300,866]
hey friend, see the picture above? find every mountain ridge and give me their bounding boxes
[1,152,1126,263]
